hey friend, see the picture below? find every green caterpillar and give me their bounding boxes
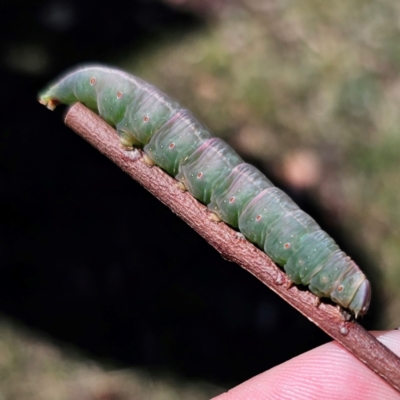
[39,65,371,317]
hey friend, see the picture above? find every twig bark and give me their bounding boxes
[64,102,400,393]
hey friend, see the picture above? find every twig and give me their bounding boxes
[63,102,400,393]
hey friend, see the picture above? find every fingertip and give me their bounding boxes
[212,330,400,400]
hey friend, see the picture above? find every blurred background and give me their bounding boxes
[1,0,400,398]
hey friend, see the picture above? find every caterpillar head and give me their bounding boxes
[331,268,371,317]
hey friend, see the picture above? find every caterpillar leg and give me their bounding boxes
[338,306,352,321]
[142,153,156,167]
[39,98,60,110]
[176,181,187,192]
[117,128,142,149]
[119,143,134,151]
[208,212,221,223]
[313,296,321,308]
[285,279,294,290]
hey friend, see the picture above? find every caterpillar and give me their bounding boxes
[38,65,371,317]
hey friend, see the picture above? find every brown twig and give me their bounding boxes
[63,102,400,393]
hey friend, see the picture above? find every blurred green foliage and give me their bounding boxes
[125,0,400,326]
[0,319,221,400]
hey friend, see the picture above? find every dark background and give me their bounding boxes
[0,0,378,390]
